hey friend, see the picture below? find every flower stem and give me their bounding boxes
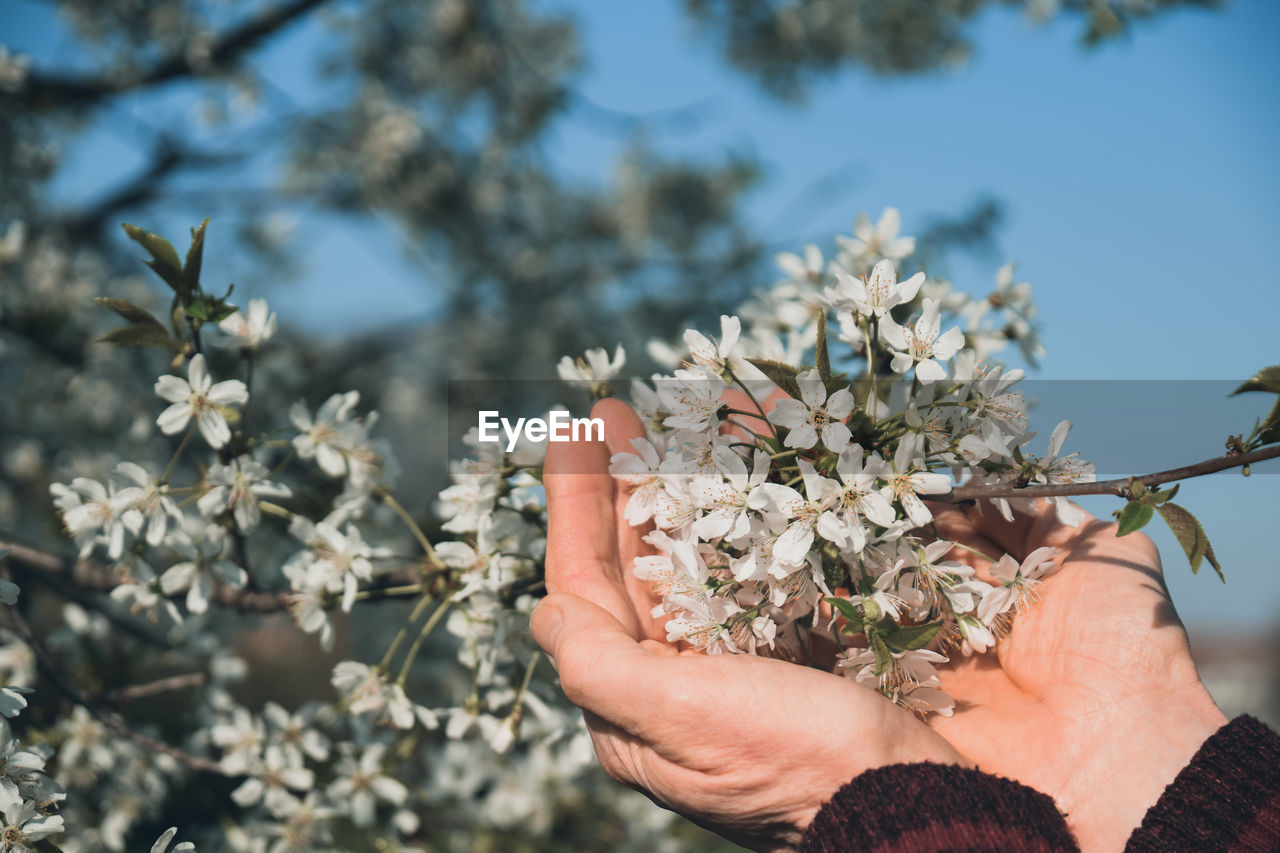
[378,489,442,568]
[160,424,197,484]
[377,592,434,675]
[396,593,455,686]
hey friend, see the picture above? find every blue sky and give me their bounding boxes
[5,0,1279,628]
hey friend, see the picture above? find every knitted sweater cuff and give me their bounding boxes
[1125,715,1280,852]
[800,761,1079,853]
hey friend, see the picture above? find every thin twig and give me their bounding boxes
[106,673,206,704]
[941,443,1280,502]
[4,603,225,775]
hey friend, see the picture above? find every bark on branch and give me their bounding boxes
[941,443,1280,503]
[17,0,330,111]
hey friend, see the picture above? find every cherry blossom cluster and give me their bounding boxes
[585,208,1095,714]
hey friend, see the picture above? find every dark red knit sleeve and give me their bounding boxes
[1125,715,1280,853]
[799,761,1079,853]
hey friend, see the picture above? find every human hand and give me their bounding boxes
[928,501,1227,851]
[530,398,967,852]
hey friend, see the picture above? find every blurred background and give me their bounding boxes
[1,0,1278,846]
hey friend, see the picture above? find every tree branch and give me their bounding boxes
[4,600,225,775]
[0,531,429,613]
[16,0,331,111]
[941,443,1280,503]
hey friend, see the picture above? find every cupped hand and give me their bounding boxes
[928,501,1227,851]
[530,398,966,852]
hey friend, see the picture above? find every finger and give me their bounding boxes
[928,503,1005,581]
[531,593,672,736]
[960,500,1041,561]
[543,428,637,633]
[593,397,668,641]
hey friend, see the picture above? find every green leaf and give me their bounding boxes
[184,218,210,294]
[98,323,181,351]
[815,308,832,382]
[1261,398,1280,444]
[1156,502,1225,582]
[208,300,238,323]
[866,630,893,677]
[746,358,802,400]
[824,596,859,622]
[93,297,164,329]
[122,223,181,272]
[1147,483,1180,505]
[1230,365,1280,396]
[185,301,208,321]
[1115,500,1154,536]
[881,620,943,653]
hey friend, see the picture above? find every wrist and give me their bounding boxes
[1063,684,1226,850]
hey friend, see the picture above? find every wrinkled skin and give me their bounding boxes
[530,398,1225,852]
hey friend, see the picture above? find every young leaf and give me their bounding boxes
[122,223,181,271]
[1115,500,1154,536]
[745,358,802,400]
[123,223,190,299]
[93,297,164,330]
[98,323,181,351]
[1156,502,1225,582]
[881,620,943,653]
[867,630,893,677]
[1229,365,1280,396]
[824,596,860,622]
[184,218,210,294]
[1147,483,1180,505]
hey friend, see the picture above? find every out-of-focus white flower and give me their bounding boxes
[775,243,825,284]
[219,298,277,349]
[837,208,915,269]
[150,826,195,853]
[557,345,625,394]
[290,391,360,478]
[326,743,408,827]
[159,523,247,615]
[154,354,248,449]
[113,462,181,548]
[0,687,30,719]
[198,456,290,530]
